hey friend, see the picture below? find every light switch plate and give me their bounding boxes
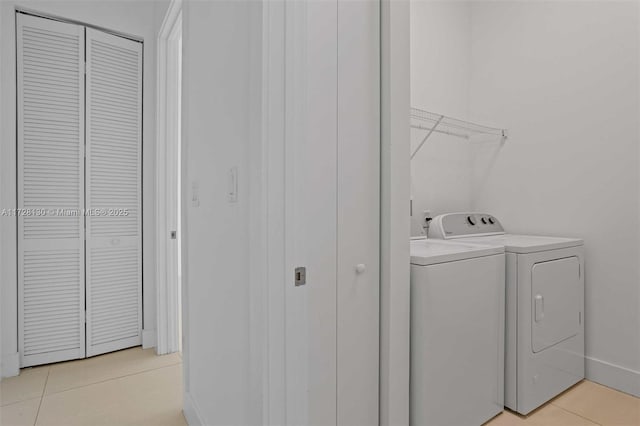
[228,167,238,203]
[192,181,200,207]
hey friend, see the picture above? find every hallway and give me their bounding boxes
[0,348,185,426]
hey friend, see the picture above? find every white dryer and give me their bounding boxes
[410,238,505,426]
[429,213,585,415]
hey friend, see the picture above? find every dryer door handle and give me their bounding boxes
[534,294,544,322]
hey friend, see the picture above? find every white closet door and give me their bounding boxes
[285,1,338,424]
[85,28,142,357]
[336,0,380,424]
[284,1,380,423]
[17,14,86,367]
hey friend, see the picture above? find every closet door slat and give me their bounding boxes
[85,28,143,356]
[17,14,86,367]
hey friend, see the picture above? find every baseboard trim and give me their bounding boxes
[586,356,640,397]
[1,352,20,378]
[183,391,205,426]
[142,328,157,349]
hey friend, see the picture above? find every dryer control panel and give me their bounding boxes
[428,212,505,239]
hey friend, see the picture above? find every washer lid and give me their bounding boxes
[410,238,504,266]
[457,234,583,254]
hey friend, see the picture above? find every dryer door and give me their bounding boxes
[531,257,580,353]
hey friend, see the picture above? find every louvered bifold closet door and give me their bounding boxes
[17,14,86,367]
[85,28,143,356]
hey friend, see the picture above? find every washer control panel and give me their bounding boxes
[428,212,504,239]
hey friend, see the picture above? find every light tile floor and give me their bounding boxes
[1,347,185,426]
[2,348,639,426]
[485,380,640,426]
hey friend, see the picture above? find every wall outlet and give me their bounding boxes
[422,210,432,234]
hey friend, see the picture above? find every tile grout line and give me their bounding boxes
[550,402,605,426]
[44,361,183,397]
[0,354,181,406]
[0,397,42,409]
[33,367,51,426]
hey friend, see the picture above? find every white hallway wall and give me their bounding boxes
[0,0,167,377]
[181,1,408,424]
[181,0,263,424]
[468,2,640,395]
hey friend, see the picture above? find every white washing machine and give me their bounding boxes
[429,213,585,415]
[410,238,505,426]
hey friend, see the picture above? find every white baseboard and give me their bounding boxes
[142,328,157,349]
[183,391,205,426]
[1,352,20,378]
[586,356,640,397]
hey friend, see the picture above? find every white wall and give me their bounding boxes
[181,1,263,424]
[468,1,640,396]
[1,0,166,376]
[410,1,472,236]
[410,0,640,397]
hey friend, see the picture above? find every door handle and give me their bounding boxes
[535,294,544,322]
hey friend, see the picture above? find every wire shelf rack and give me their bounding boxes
[410,107,507,159]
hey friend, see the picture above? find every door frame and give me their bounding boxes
[261,0,286,422]
[155,0,182,356]
[0,0,4,381]
[379,1,411,425]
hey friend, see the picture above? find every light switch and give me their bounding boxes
[192,181,200,207]
[228,167,238,203]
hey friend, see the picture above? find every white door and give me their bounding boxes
[284,1,338,423]
[17,14,143,365]
[17,14,86,367]
[284,1,380,424]
[85,28,143,357]
[336,1,380,424]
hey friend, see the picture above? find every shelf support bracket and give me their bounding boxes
[410,115,444,160]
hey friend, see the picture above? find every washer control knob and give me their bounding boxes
[481,217,487,224]
[488,217,495,225]
[466,215,476,226]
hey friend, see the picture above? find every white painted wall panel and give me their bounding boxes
[468,1,640,395]
[181,1,257,423]
[410,1,473,236]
